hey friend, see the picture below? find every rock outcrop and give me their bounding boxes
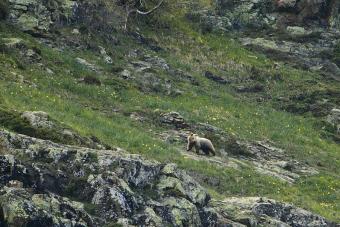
[8,0,77,35]
[186,0,340,126]
[0,187,94,227]
[160,111,190,129]
[0,130,335,226]
[212,197,336,227]
[202,0,340,31]
[7,0,121,36]
[10,110,108,149]
[190,0,340,83]
[0,129,217,226]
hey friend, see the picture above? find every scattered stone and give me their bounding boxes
[128,49,143,58]
[235,84,264,93]
[78,75,102,86]
[160,112,189,129]
[7,180,23,188]
[204,71,230,84]
[16,14,40,33]
[99,46,112,64]
[0,38,41,64]
[45,67,54,74]
[72,28,80,35]
[130,32,163,52]
[143,55,170,71]
[286,26,312,38]
[0,37,24,49]
[76,57,99,72]
[130,60,153,73]
[327,108,340,133]
[188,11,232,33]
[24,48,41,62]
[241,37,303,56]
[21,111,54,129]
[321,61,340,81]
[169,69,199,85]
[158,130,189,144]
[120,69,133,80]
[172,88,184,96]
[130,112,145,122]
[138,72,165,93]
[276,0,297,9]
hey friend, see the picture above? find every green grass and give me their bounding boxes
[0,5,339,222]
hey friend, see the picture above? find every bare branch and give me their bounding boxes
[136,0,164,15]
[122,0,165,30]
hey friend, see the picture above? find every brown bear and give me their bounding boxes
[187,133,216,156]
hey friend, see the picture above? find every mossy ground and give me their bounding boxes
[0,1,339,222]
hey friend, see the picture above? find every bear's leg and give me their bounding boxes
[187,142,194,151]
[194,145,201,155]
[201,147,210,156]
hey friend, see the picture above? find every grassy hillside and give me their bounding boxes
[0,1,339,222]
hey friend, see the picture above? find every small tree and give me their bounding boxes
[117,0,165,30]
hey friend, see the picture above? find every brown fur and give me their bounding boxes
[187,133,216,156]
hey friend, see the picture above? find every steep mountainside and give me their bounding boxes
[0,0,339,226]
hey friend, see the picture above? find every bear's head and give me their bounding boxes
[187,133,198,151]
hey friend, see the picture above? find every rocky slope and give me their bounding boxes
[156,111,319,184]
[0,129,336,226]
[190,0,340,141]
[194,0,340,80]
[193,0,340,73]
[0,129,211,226]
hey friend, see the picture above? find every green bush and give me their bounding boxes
[0,0,9,20]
